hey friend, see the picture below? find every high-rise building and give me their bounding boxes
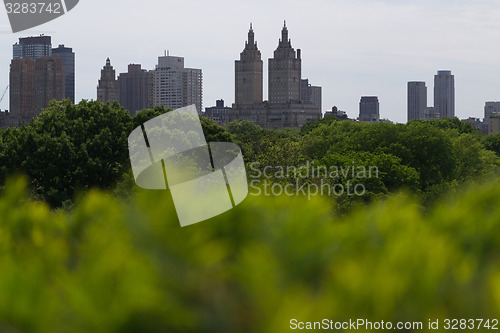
[9,56,65,124]
[34,56,65,115]
[301,79,322,113]
[9,35,68,126]
[118,64,153,115]
[13,35,52,59]
[268,22,301,104]
[407,81,427,122]
[152,55,203,113]
[9,58,35,123]
[230,23,321,129]
[484,101,500,121]
[359,96,380,122]
[235,24,263,107]
[52,44,75,103]
[434,70,455,119]
[97,58,120,103]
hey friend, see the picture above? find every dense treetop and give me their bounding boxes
[0,99,498,209]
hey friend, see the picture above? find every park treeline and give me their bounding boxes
[0,99,498,210]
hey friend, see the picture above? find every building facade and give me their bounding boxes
[359,96,380,122]
[118,64,153,115]
[9,58,35,123]
[52,44,75,103]
[301,79,322,113]
[434,70,455,119]
[34,56,65,115]
[13,35,52,59]
[230,23,321,129]
[152,55,203,113]
[484,101,500,121]
[488,115,500,135]
[205,99,232,126]
[235,24,263,107]
[268,22,301,104]
[407,81,427,122]
[9,55,65,125]
[97,58,120,103]
[423,106,440,120]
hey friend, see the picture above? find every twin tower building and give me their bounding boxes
[230,23,322,129]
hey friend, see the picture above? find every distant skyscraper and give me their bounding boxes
[484,101,500,121]
[301,79,322,113]
[434,70,455,119]
[152,55,203,113]
[230,22,321,129]
[52,44,75,103]
[407,81,427,122]
[97,58,120,103]
[9,35,68,126]
[34,56,65,115]
[359,96,380,122]
[9,56,65,124]
[235,24,263,107]
[118,64,153,115]
[13,35,52,59]
[9,58,35,122]
[268,22,301,104]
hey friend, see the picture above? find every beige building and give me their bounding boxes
[152,55,203,113]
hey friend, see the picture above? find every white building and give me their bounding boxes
[152,55,203,113]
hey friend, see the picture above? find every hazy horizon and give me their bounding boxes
[1,0,500,123]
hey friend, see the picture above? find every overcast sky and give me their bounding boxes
[1,0,500,123]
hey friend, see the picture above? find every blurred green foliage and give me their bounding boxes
[0,177,499,332]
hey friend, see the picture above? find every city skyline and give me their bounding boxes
[1,0,500,123]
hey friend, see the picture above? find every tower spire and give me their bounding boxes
[246,23,256,49]
[280,21,289,47]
